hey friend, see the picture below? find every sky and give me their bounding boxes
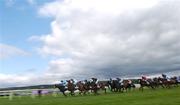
[0,0,180,88]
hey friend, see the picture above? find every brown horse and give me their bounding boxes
[171,77,179,86]
[88,78,100,95]
[153,77,164,88]
[90,82,99,95]
[67,80,76,96]
[98,82,108,94]
[158,77,177,88]
[55,80,76,96]
[76,81,91,95]
[139,79,155,91]
[123,80,135,92]
[76,81,85,95]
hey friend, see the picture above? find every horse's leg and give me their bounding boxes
[161,84,165,88]
[133,85,136,90]
[72,91,75,96]
[79,90,81,95]
[94,90,97,95]
[70,91,72,96]
[126,86,129,92]
[104,88,107,94]
[175,82,178,87]
[83,89,87,95]
[149,83,155,90]
[123,86,126,92]
[72,90,75,96]
[139,85,143,92]
[83,91,86,95]
[128,86,131,92]
[122,86,125,93]
[125,87,127,92]
[165,82,170,88]
[62,91,67,97]
[151,85,155,90]
[161,82,164,88]
[119,87,121,92]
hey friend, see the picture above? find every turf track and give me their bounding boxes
[1,87,180,105]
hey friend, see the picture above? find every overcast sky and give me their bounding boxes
[0,0,180,88]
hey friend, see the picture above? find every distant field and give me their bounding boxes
[1,87,180,105]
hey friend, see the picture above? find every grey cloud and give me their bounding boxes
[36,0,180,79]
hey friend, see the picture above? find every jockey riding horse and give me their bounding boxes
[90,78,99,94]
[139,76,155,91]
[55,79,76,96]
[122,79,136,92]
[108,78,123,92]
[54,80,67,96]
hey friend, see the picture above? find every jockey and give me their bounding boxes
[72,79,78,85]
[162,74,167,79]
[91,78,98,84]
[59,80,64,86]
[142,75,147,81]
[95,78,99,84]
[116,78,123,85]
[90,78,93,83]
[142,75,149,84]
[162,74,170,81]
[110,78,113,83]
[70,79,76,84]
[116,77,120,82]
[84,79,88,84]
[60,80,67,86]
[128,79,132,84]
[116,78,119,82]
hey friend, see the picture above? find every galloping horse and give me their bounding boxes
[76,81,90,95]
[122,80,135,92]
[153,77,164,88]
[66,80,76,96]
[108,79,123,92]
[98,82,108,94]
[89,78,99,95]
[54,84,67,96]
[139,79,155,91]
[55,80,76,96]
[158,77,177,88]
[76,81,85,95]
[171,77,179,86]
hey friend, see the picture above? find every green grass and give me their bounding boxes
[1,87,180,105]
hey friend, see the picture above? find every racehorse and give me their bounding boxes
[98,82,108,94]
[152,77,164,88]
[139,79,155,91]
[122,80,135,92]
[54,84,67,96]
[108,79,123,92]
[158,77,178,88]
[76,81,85,95]
[76,81,90,95]
[89,78,99,95]
[171,77,179,86]
[66,80,76,96]
[54,80,76,96]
